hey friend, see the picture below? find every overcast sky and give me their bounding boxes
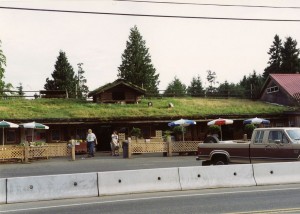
[1,0,300,93]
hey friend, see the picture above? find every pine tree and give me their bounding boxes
[118,26,160,94]
[281,36,300,73]
[187,75,204,97]
[44,51,76,97]
[164,76,186,97]
[263,35,282,79]
[16,83,25,96]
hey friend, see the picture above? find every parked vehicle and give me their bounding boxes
[196,127,300,165]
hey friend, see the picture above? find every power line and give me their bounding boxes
[0,6,300,22]
[115,0,300,9]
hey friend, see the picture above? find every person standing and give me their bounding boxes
[110,131,119,156]
[86,129,97,157]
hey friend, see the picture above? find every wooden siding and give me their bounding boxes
[93,84,142,103]
[260,80,293,106]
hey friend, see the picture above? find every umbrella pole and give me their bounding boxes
[2,128,4,147]
[220,126,223,140]
[32,129,34,142]
[182,126,184,142]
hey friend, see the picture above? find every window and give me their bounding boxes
[266,86,279,94]
[51,129,60,141]
[254,131,264,144]
[268,131,283,144]
[112,92,125,100]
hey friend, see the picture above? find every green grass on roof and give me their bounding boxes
[0,97,292,120]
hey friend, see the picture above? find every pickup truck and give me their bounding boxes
[196,127,300,165]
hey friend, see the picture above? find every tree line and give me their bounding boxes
[0,27,299,99]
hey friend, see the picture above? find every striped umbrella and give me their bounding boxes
[0,120,19,146]
[20,122,49,142]
[168,119,196,141]
[243,117,270,125]
[207,118,234,140]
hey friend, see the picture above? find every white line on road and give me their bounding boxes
[2,186,300,213]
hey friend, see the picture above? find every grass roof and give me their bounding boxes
[0,97,292,121]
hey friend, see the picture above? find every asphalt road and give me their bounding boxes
[2,184,300,214]
[0,152,200,178]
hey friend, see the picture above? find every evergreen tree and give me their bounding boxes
[263,34,282,79]
[239,70,264,99]
[187,75,204,97]
[164,76,186,97]
[76,63,89,99]
[44,51,76,97]
[281,36,300,73]
[16,83,25,97]
[118,26,160,94]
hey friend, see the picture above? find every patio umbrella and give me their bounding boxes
[168,119,196,141]
[0,120,19,146]
[243,117,270,125]
[207,118,234,140]
[20,122,49,142]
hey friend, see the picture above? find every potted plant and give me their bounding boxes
[244,124,256,139]
[172,126,185,141]
[208,125,221,138]
[130,127,142,142]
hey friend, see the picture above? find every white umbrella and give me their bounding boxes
[168,119,196,141]
[207,118,234,140]
[20,122,49,142]
[0,120,19,146]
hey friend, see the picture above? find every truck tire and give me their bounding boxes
[203,136,219,144]
[212,156,228,165]
[202,160,211,166]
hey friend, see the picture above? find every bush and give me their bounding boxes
[208,125,221,134]
[244,124,256,137]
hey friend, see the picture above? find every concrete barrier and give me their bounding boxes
[253,162,300,186]
[179,165,256,190]
[7,173,98,203]
[0,178,6,204]
[98,168,181,196]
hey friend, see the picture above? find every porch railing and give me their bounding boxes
[0,143,70,162]
[126,139,202,158]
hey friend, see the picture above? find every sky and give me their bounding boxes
[1,0,300,95]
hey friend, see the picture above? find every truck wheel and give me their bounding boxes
[203,136,219,143]
[213,156,228,165]
[202,160,211,166]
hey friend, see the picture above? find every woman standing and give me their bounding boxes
[110,131,119,156]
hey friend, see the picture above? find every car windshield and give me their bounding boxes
[286,129,300,143]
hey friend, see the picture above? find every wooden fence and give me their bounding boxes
[0,143,70,162]
[127,139,202,158]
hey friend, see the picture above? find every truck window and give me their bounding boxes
[254,130,264,144]
[286,130,300,143]
[268,131,284,144]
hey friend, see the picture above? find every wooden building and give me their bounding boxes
[260,73,300,106]
[88,79,146,104]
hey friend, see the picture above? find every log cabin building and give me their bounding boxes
[88,79,146,104]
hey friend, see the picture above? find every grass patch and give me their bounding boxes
[0,97,292,120]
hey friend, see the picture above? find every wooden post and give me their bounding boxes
[71,140,76,161]
[167,136,172,157]
[128,138,132,158]
[24,141,29,163]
